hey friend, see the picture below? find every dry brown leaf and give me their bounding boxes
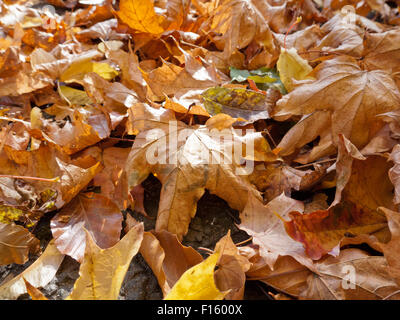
[51,193,123,262]
[302,248,400,300]
[0,240,64,299]
[214,231,251,300]
[0,222,39,265]
[23,278,48,300]
[126,103,264,240]
[139,229,203,297]
[238,192,312,269]
[274,56,400,162]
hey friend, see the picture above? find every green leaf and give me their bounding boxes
[229,67,251,82]
[229,67,287,94]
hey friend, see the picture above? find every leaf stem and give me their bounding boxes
[0,174,60,183]
[284,16,302,51]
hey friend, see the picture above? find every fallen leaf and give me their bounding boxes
[0,240,64,299]
[201,86,270,122]
[213,231,251,300]
[276,47,313,92]
[238,192,312,269]
[116,0,165,35]
[139,230,203,297]
[126,103,264,240]
[0,222,39,265]
[67,222,144,300]
[284,201,388,260]
[165,252,227,300]
[274,56,400,161]
[51,193,123,262]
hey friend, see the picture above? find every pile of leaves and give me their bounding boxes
[1,0,400,300]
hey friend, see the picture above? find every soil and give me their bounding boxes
[0,175,270,300]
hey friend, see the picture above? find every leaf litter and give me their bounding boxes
[1,0,400,300]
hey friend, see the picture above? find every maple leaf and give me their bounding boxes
[115,0,165,35]
[301,248,400,300]
[51,193,123,262]
[3,0,400,302]
[274,56,400,162]
[139,229,203,297]
[126,103,265,240]
[23,278,48,300]
[213,231,251,300]
[284,201,388,260]
[238,192,312,269]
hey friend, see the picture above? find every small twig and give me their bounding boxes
[247,79,267,95]
[263,129,277,148]
[107,137,136,142]
[235,236,253,246]
[0,175,60,183]
[198,247,214,254]
[297,50,343,57]
[284,16,302,50]
[256,282,274,300]
[294,158,337,169]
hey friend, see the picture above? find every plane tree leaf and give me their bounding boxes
[67,222,144,300]
[51,193,123,262]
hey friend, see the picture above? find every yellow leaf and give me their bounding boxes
[60,59,119,83]
[116,0,164,34]
[58,86,92,106]
[0,205,25,224]
[165,252,227,300]
[277,47,313,92]
[67,223,144,300]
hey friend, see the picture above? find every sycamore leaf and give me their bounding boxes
[116,0,165,34]
[92,147,131,210]
[284,201,387,260]
[0,143,101,214]
[242,247,310,298]
[0,222,39,265]
[213,231,251,300]
[0,240,64,299]
[67,222,144,300]
[58,86,93,106]
[389,144,400,205]
[126,103,264,240]
[205,0,277,66]
[302,248,400,300]
[363,29,400,78]
[238,192,312,269]
[165,252,227,300]
[51,193,123,262]
[139,230,203,297]
[379,207,400,286]
[274,56,400,161]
